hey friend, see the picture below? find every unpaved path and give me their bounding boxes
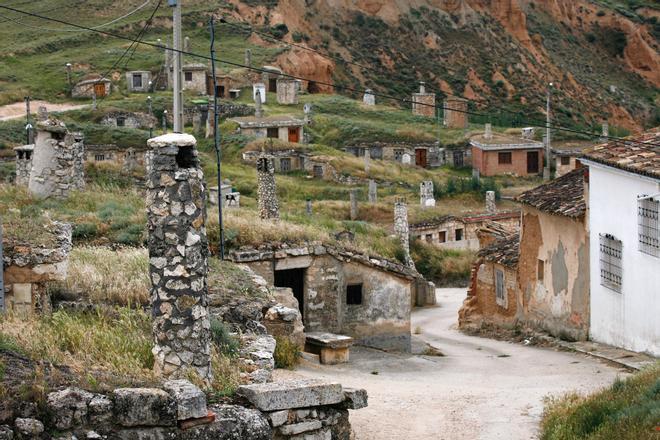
[275,288,628,440]
[0,100,88,121]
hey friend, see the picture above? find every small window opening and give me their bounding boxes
[95,154,105,162]
[175,146,196,169]
[537,259,544,282]
[132,74,142,88]
[267,127,279,138]
[116,116,126,127]
[425,234,433,243]
[346,284,363,305]
[561,156,570,166]
[498,152,512,164]
[455,228,464,241]
[185,71,193,82]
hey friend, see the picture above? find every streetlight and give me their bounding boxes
[148,80,153,93]
[162,110,168,133]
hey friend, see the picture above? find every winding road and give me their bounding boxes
[275,288,628,439]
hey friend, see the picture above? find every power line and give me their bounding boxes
[1,4,656,148]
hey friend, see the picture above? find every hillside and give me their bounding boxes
[0,0,658,132]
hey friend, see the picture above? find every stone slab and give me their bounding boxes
[163,380,207,421]
[112,388,176,427]
[237,380,344,411]
[305,333,353,349]
[279,420,322,436]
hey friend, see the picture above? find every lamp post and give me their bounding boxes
[544,82,553,180]
[66,63,73,94]
[147,96,153,138]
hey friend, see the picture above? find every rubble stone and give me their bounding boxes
[112,388,176,427]
[0,426,13,440]
[237,380,344,411]
[14,418,43,438]
[46,387,95,430]
[279,420,322,436]
[163,380,207,420]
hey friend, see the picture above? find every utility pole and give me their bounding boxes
[544,82,553,180]
[210,17,225,260]
[25,96,33,144]
[169,0,184,133]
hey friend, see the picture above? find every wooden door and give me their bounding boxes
[94,83,106,97]
[415,148,427,168]
[527,151,539,174]
[288,127,300,143]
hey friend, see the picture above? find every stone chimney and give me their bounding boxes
[13,145,34,187]
[484,123,492,140]
[419,81,426,94]
[257,154,280,220]
[28,117,85,199]
[394,199,415,269]
[245,49,252,67]
[368,180,377,203]
[420,181,436,208]
[306,198,312,216]
[184,36,190,53]
[601,122,609,141]
[364,148,370,173]
[363,89,375,106]
[254,88,263,119]
[349,189,359,220]
[37,106,48,121]
[145,133,212,383]
[486,191,496,214]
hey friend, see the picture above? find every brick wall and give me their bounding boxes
[471,146,544,177]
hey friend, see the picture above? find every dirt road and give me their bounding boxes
[0,100,88,121]
[275,288,628,440]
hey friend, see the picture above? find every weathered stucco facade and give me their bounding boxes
[231,245,415,352]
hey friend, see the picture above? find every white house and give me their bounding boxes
[582,131,660,356]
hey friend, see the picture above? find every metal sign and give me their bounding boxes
[0,220,4,312]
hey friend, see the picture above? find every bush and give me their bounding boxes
[410,239,474,286]
[274,336,301,369]
[270,23,289,39]
[72,222,98,240]
[210,318,240,358]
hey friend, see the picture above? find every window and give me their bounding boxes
[116,116,125,127]
[184,71,193,82]
[394,149,404,161]
[132,73,142,88]
[498,152,512,164]
[495,269,506,307]
[346,284,363,305]
[425,234,433,243]
[561,156,570,166]
[537,260,544,282]
[267,127,279,139]
[599,234,622,292]
[94,154,105,161]
[638,197,659,257]
[455,228,463,241]
[280,158,291,172]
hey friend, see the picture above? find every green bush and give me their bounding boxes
[72,222,98,240]
[210,318,240,358]
[274,336,301,369]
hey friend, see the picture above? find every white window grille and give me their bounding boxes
[599,234,622,292]
[638,197,659,257]
[94,154,105,162]
[495,269,506,308]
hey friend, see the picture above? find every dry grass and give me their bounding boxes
[52,246,150,306]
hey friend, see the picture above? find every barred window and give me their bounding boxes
[638,197,659,257]
[599,234,622,293]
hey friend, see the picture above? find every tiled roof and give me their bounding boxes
[582,131,660,180]
[516,168,586,218]
[478,233,519,268]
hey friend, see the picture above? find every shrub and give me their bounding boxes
[274,336,301,369]
[72,222,98,240]
[270,23,289,39]
[210,318,240,358]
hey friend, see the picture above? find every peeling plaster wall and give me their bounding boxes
[472,262,519,325]
[518,207,589,341]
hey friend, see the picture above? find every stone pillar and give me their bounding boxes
[28,118,84,199]
[349,189,358,221]
[368,180,377,203]
[306,198,312,216]
[146,133,212,383]
[257,155,280,220]
[601,122,609,142]
[394,200,415,269]
[364,148,370,173]
[420,181,435,208]
[254,89,263,119]
[486,191,496,213]
[363,89,375,106]
[245,49,252,67]
[484,123,492,140]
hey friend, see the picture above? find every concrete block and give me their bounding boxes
[237,380,343,411]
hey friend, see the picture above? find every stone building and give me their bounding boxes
[459,170,590,341]
[167,63,208,94]
[411,82,436,117]
[410,211,520,251]
[441,144,472,168]
[470,131,544,177]
[443,97,468,129]
[125,70,151,93]
[71,77,112,98]
[230,244,419,351]
[242,148,336,179]
[145,133,212,381]
[231,115,305,143]
[28,118,85,198]
[342,141,442,168]
[276,78,299,105]
[2,221,72,315]
[206,72,244,98]
[85,144,150,169]
[551,140,593,178]
[13,144,33,186]
[100,111,157,130]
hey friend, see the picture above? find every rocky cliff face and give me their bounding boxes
[225,0,659,131]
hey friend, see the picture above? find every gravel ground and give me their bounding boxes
[275,288,629,440]
[0,100,88,121]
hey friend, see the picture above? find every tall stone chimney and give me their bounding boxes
[257,154,280,220]
[349,189,359,220]
[484,123,492,140]
[363,89,375,106]
[245,49,252,67]
[364,148,370,173]
[601,122,609,141]
[306,198,312,216]
[254,88,263,119]
[486,191,496,214]
[368,180,377,203]
[420,181,435,208]
[145,133,212,383]
[394,199,415,269]
[419,81,426,94]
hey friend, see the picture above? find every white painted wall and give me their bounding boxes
[587,162,660,356]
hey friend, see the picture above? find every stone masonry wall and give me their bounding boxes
[394,201,415,269]
[257,155,280,220]
[146,133,212,382]
[14,147,32,187]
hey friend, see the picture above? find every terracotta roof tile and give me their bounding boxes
[478,233,519,268]
[583,131,660,179]
[516,169,586,218]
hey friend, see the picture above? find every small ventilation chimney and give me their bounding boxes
[419,81,426,94]
[484,123,492,140]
